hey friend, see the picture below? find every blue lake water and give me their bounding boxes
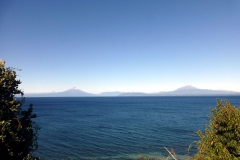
[22,96,240,160]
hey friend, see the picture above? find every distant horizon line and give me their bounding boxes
[23,85,240,95]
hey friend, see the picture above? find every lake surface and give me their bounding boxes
[22,96,240,160]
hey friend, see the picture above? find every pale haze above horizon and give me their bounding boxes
[1,0,240,94]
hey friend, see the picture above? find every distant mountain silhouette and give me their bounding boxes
[176,85,199,90]
[119,92,148,96]
[98,91,124,96]
[154,85,240,96]
[24,87,94,97]
[119,85,240,96]
[24,85,240,97]
[56,88,95,97]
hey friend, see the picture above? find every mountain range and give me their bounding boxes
[24,85,240,97]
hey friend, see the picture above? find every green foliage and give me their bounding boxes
[192,99,240,160]
[0,59,40,160]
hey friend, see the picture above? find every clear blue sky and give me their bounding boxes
[1,0,240,93]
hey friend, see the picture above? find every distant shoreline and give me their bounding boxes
[22,85,240,97]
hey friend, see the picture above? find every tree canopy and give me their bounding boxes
[0,59,40,160]
[192,99,240,160]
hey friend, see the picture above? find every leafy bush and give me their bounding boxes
[192,99,240,160]
[0,59,40,160]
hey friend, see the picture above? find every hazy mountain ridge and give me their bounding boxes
[24,85,240,97]
[24,88,94,97]
[98,91,124,97]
